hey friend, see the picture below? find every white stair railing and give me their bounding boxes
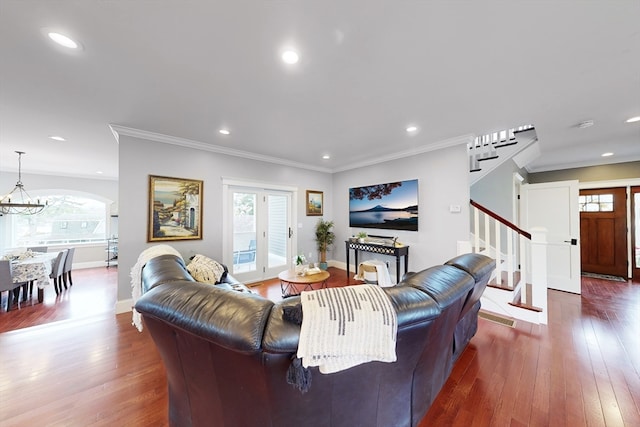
[468,124,535,173]
[470,199,548,324]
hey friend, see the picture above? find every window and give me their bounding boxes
[6,193,108,247]
[579,194,614,212]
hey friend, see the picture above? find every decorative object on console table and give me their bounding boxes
[314,219,335,270]
[148,175,203,242]
[346,235,409,284]
[305,190,323,216]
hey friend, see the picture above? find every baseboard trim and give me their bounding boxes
[116,299,133,314]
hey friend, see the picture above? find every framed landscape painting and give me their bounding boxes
[148,175,203,242]
[306,190,323,216]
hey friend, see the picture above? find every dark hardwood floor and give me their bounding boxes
[1,266,638,426]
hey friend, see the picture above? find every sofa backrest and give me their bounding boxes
[141,254,194,293]
[400,264,475,423]
[136,254,483,427]
[445,253,495,319]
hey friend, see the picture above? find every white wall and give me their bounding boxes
[332,144,470,279]
[117,135,333,303]
[470,159,527,222]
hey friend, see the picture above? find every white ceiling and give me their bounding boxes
[1,1,639,181]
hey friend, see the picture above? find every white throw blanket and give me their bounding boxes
[130,244,183,331]
[297,284,397,374]
[354,260,394,287]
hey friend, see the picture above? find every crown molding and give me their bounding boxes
[525,155,640,174]
[110,125,474,175]
[332,133,475,173]
[109,124,333,174]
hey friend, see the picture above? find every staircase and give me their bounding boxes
[469,125,537,185]
[468,199,549,325]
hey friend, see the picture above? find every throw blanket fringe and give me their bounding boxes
[130,244,183,331]
[297,284,397,375]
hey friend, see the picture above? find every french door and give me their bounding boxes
[224,182,295,283]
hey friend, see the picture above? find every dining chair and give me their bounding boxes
[50,250,68,295]
[62,247,75,289]
[24,246,50,298]
[0,260,28,311]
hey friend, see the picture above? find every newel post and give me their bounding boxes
[530,227,548,324]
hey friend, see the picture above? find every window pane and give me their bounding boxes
[267,194,288,269]
[600,194,613,203]
[232,192,257,274]
[10,194,107,246]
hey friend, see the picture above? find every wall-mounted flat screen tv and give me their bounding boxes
[349,179,418,231]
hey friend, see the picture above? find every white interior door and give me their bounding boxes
[521,180,581,294]
[227,186,292,283]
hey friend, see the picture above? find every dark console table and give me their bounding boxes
[346,240,409,284]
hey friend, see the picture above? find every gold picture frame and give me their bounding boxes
[306,190,323,216]
[148,175,203,242]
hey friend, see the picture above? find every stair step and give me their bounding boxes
[494,140,518,148]
[477,155,499,162]
[487,282,514,291]
[508,301,543,312]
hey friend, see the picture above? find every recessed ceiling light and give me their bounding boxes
[282,50,299,64]
[96,171,103,174]
[322,154,330,160]
[577,120,594,129]
[406,125,418,133]
[626,116,640,123]
[48,32,78,49]
[601,152,614,157]
[219,129,230,135]
[49,135,66,141]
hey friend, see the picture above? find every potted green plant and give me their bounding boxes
[357,231,367,243]
[315,219,335,270]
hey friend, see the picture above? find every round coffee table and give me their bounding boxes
[278,269,330,297]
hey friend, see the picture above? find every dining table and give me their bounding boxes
[10,252,59,303]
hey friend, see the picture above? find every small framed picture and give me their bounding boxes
[148,175,203,242]
[306,190,323,216]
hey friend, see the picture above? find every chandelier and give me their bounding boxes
[0,151,47,215]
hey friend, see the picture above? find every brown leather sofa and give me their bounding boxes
[136,253,494,427]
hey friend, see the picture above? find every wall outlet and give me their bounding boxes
[449,204,461,213]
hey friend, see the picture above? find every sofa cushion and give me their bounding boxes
[187,254,226,284]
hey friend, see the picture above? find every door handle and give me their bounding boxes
[289,227,293,238]
[563,238,577,245]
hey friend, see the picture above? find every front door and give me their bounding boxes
[579,187,628,278]
[632,186,640,281]
[520,180,581,294]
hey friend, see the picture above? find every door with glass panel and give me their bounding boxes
[632,186,640,280]
[579,187,628,278]
[230,188,292,283]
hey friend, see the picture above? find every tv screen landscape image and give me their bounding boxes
[349,179,418,231]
